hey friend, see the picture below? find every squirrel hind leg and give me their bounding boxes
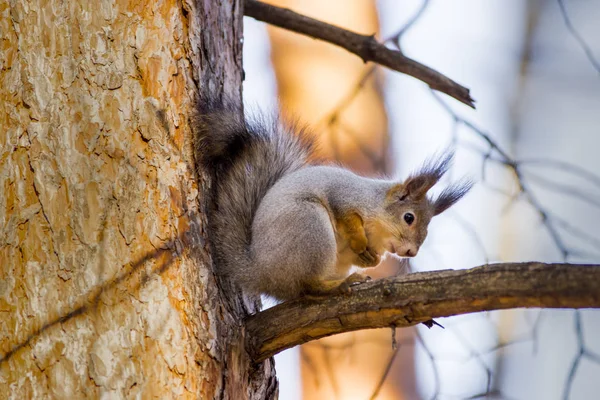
[251,197,338,300]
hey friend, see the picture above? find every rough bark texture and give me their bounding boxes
[246,263,600,362]
[0,0,275,398]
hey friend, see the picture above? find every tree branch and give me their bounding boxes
[244,0,475,108]
[245,263,600,362]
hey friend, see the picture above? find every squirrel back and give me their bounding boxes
[195,99,315,290]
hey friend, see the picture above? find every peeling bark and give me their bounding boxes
[0,0,275,398]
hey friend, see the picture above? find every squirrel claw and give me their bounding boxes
[358,247,380,267]
[358,252,373,264]
[336,273,371,294]
[350,275,371,286]
[346,273,372,286]
[338,282,352,294]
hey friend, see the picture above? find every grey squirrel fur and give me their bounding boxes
[196,99,472,301]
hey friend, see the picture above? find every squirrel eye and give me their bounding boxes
[403,212,415,225]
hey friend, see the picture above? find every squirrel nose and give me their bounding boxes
[405,247,418,257]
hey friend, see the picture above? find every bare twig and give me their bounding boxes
[447,325,494,394]
[386,0,431,49]
[562,309,600,400]
[415,330,441,400]
[563,310,584,400]
[431,333,534,362]
[431,91,573,259]
[551,212,600,247]
[525,170,600,209]
[314,1,434,174]
[315,3,431,131]
[452,148,600,258]
[322,347,340,398]
[465,389,518,400]
[520,158,600,191]
[245,263,600,362]
[369,345,401,400]
[557,0,600,74]
[244,0,475,108]
[448,211,491,263]
[316,67,377,130]
[337,121,387,171]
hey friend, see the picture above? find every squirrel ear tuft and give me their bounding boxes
[433,180,474,215]
[402,152,454,200]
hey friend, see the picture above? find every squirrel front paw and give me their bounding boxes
[357,247,381,267]
[337,272,372,294]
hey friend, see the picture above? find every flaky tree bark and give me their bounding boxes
[0,0,275,398]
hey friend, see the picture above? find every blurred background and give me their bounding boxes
[242,0,600,399]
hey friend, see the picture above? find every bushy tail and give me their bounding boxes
[195,98,314,290]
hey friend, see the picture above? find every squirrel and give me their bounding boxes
[196,98,472,302]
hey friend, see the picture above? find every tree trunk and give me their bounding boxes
[0,0,276,398]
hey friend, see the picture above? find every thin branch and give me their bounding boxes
[563,311,584,400]
[369,345,401,400]
[446,325,494,394]
[316,66,377,130]
[312,4,434,173]
[337,122,387,171]
[431,334,534,362]
[386,0,431,49]
[415,330,441,400]
[448,211,490,263]
[245,263,600,362]
[557,0,600,74]
[545,211,600,251]
[465,389,518,400]
[322,346,341,398]
[525,170,600,209]
[431,91,571,259]
[243,0,475,108]
[316,2,433,130]
[520,158,600,191]
[585,349,600,364]
[454,147,600,258]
